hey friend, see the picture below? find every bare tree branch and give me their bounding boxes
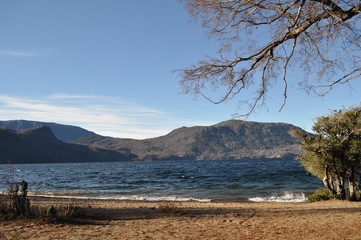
[309,67,361,96]
[179,0,361,115]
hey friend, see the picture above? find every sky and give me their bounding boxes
[0,1,360,139]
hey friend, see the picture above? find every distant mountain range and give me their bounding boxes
[0,119,305,164]
[75,120,304,161]
[0,126,135,164]
[0,120,100,142]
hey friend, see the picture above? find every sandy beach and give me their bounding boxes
[1,197,361,240]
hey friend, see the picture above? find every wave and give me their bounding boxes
[108,195,212,202]
[27,192,212,202]
[248,192,307,203]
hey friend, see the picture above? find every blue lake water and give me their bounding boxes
[0,159,323,202]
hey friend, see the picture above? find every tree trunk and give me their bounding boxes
[336,175,346,200]
[348,166,357,201]
[323,167,337,195]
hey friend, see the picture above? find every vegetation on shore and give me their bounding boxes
[294,105,361,201]
[1,164,77,221]
[307,188,336,203]
[0,191,78,222]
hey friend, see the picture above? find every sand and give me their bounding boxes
[1,197,361,240]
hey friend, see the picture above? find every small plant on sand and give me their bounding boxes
[308,188,336,203]
[157,202,186,214]
[46,205,58,221]
[9,180,31,217]
[0,198,7,216]
[38,201,78,223]
[1,163,31,218]
[56,201,78,219]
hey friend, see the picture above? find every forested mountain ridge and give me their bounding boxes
[0,126,135,164]
[0,120,100,142]
[0,119,306,163]
[76,120,304,160]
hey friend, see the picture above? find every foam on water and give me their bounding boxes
[28,192,212,202]
[112,195,212,202]
[248,192,307,203]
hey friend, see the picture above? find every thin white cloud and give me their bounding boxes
[48,93,102,100]
[0,94,180,139]
[0,50,37,57]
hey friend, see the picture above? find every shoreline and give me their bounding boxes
[2,196,361,239]
[1,189,310,203]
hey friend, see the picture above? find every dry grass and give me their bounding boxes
[156,201,188,214]
[1,198,361,240]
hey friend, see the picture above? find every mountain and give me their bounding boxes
[0,126,135,164]
[76,120,304,160]
[0,120,100,142]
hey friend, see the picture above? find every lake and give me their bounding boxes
[0,159,323,202]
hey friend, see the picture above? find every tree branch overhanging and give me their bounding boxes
[179,0,361,116]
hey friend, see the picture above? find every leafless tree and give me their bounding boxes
[179,0,361,115]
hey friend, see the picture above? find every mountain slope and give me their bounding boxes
[0,120,100,142]
[0,126,135,164]
[77,120,304,160]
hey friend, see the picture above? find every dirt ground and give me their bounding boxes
[1,197,361,240]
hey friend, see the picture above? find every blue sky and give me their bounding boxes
[0,1,360,139]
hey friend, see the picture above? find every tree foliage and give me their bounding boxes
[294,105,361,200]
[180,0,361,115]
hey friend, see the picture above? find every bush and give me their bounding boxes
[1,163,31,218]
[9,181,31,217]
[157,202,187,214]
[43,202,78,222]
[0,181,31,218]
[308,188,336,203]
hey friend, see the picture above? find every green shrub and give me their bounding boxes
[308,188,336,203]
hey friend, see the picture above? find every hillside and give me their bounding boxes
[76,120,304,160]
[0,120,100,142]
[0,126,135,164]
